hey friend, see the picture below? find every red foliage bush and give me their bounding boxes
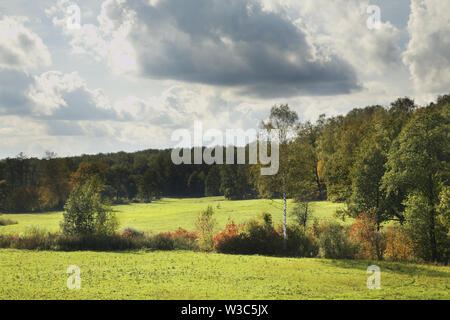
[158,228,198,250]
[214,221,245,253]
[122,227,143,238]
[172,227,197,241]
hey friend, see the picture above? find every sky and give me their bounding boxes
[0,0,449,159]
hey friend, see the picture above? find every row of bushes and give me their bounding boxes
[0,211,442,263]
[45,177,432,261]
[214,212,419,262]
[0,226,199,251]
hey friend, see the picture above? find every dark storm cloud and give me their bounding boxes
[116,0,361,97]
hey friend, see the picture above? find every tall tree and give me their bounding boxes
[71,162,108,187]
[205,166,221,196]
[221,164,255,200]
[39,157,72,210]
[259,104,299,244]
[139,167,162,202]
[382,106,449,262]
[317,106,385,200]
[107,164,131,202]
[349,130,395,228]
[187,170,205,197]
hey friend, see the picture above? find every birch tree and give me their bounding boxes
[258,104,299,245]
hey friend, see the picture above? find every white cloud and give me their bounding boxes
[0,16,52,72]
[47,0,137,75]
[1,0,448,159]
[28,71,83,115]
[268,0,402,76]
[114,85,239,129]
[28,71,119,120]
[403,0,450,94]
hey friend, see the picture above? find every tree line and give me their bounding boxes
[0,93,448,261]
[0,93,448,211]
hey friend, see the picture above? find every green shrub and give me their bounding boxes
[61,179,119,236]
[214,214,282,255]
[313,221,357,259]
[240,213,283,255]
[195,206,217,251]
[0,218,18,226]
[149,233,175,250]
[0,234,12,248]
[24,226,49,237]
[284,224,319,257]
[214,214,318,257]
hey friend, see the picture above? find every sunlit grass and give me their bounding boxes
[0,198,447,300]
[0,197,346,234]
[0,249,448,300]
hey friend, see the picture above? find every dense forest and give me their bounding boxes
[1,93,448,216]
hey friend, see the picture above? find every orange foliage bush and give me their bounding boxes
[348,212,385,260]
[384,226,414,261]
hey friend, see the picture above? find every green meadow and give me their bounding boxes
[0,197,346,235]
[0,249,448,300]
[1,197,448,300]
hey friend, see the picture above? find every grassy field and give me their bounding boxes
[0,249,448,300]
[1,197,447,300]
[0,197,346,235]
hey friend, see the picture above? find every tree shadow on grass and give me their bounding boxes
[317,259,450,278]
[2,211,62,216]
[142,199,172,204]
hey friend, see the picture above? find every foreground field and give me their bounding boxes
[0,249,448,300]
[3,197,444,300]
[0,197,346,235]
